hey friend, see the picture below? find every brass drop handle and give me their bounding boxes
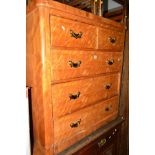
[68,60,82,68]
[69,92,80,100]
[108,36,116,43]
[70,30,83,39]
[105,83,111,89]
[106,59,114,65]
[98,138,106,148]
[70,119,81,128]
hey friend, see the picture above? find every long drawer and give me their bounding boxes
[98,28,124,50]
[54,96,119,153]
[52,73,120,118]
[51,50,123,81]
[50,16,97,49]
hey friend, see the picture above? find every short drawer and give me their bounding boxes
[52,74,120,118]
[50,16,97,49]
[98,28,124,50]
[51,50,123,81]
[54,96,119,153]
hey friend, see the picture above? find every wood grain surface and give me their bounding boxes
[50,15,97,49]
[51,50,123,81]
[26,1,125,154]
[54,96,119,153]
[27,0,125,30]
[52,73,120,118]
[27,7,54,155]
[98,28,124,50]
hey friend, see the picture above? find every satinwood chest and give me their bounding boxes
[26,0,125,154]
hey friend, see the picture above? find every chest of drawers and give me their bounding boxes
[26,1,125,155]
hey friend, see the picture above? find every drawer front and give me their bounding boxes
[52,74,120,118]
[98,28,124,50]
[54,96,119,153]
[51,50,123,81]
[74,125,120,155]
[50,16,97,49]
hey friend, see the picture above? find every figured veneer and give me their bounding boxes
[52,73,120,118]
[26,7,54,154]
[51,50,123,81]
[54,96,119,153]
[98,28,124,50]
[26,1,125,154]
[50,16,97,49]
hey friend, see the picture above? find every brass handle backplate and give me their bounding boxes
[105,83,112,89]
[108,36,116,43]
[70,30,83,39]
[69,92,80,100]
[68,60,81,68]
[70,119,81,128]
[106,59,114,65]
[98,138,106,148]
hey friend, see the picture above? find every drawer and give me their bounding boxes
[51,50,123,81]
[98,28,124,50]
[54,96,119,153]
[74,125,120,155]
[50,16,97,49]
[52,73,120,118]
